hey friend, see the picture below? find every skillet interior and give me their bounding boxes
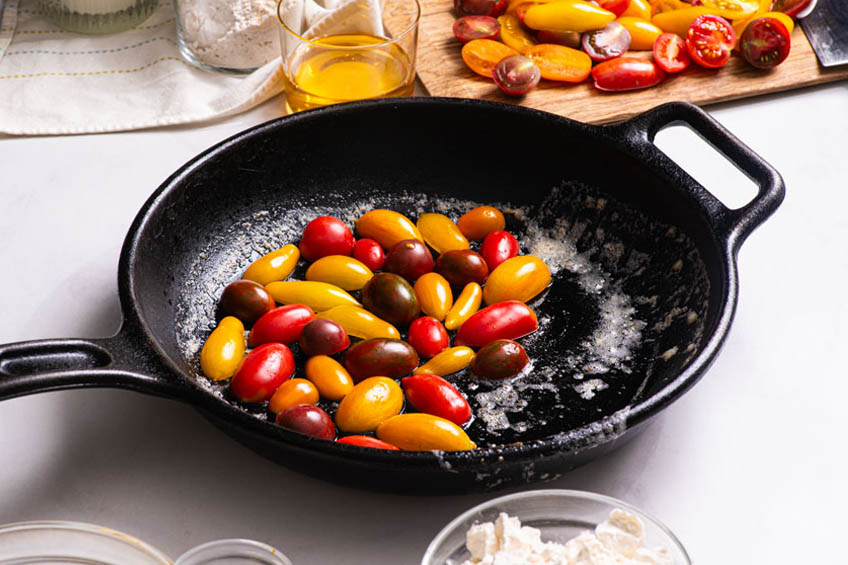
[127,100,726,488]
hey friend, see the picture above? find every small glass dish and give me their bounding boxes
[0,521,291,565]
[421,489,691,565]
[40,0,159,34]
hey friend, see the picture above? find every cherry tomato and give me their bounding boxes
[740,16,790,69]
[337,435,400,450]
[616,17,662,50]
[686,14,736,69]
[591,57,665,91]
[298,318,350,356]
[454,16,501,43]
[653,32,691,73]
[462,39,519,77]
[407,316,450,358]
[470,339,529,380]
[268,378,319,414]
[622,0,651,19]
[456,0,508,17]
[525,43,592,82]
[598,0,631,16]
[492,55,541,96]
[384,239,435,283]
[276,404,335,440]
[454,300,538,347]
[536,30,582,49]
[218,280,276,326]
[344,338,420,381]
[248,304,315,348]
[299,216,355,262]
[361,272,420,327]
[480,231,520,270]
[435,250,489,289]
[402,374,472,426]
[457,206,506,240]
[771,0,813,18]
[582,21,631,61]
[230,343,295,403]
[498,14,537,53]
[352,238,386,271]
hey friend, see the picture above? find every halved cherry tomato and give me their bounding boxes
[230,343,295,403]
[492,55,542,95]
[591,57,666,91]
[740,16,790,69]
[526,43,592,82]
[498,14,537,53]
[598,0,631,17]
[582,21,632,61]
[685,14,736,68]
[456,0,509,17]
[771,0,813,18]
[407,316,450,358]
[299,216,355,262]
[453,16,501,43]
[653,32,691,72]
[401,374,472,426]
[461,39,519,77]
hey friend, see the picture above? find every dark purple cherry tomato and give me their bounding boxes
[402,374,472,426]
[344,338,419,381]
[582,21,631,62]
[407,316,450,358]
[740,17,790,69]
[470,339,529,380]
[248,304,315,348]
[591,57,665,91]
[352,238,385,271]
[492,55,541,96]
[435,249,489,289]
[479,231,519,271]
[230,343,295,403]
[455,0,507,17]
[298,318,350,356]
[361,272,420,326]
[384,239,434,283]
[218,280,275,325]
[299,216,355,262]
[454,15,501,43]
[276,404,336,440]
[771,0,813,18]
[536,30,582,49]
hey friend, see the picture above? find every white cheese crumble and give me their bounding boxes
[461,509,672,565]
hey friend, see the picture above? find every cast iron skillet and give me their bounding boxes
[0,99,783,493]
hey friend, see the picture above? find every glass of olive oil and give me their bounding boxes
[277,0,420,113]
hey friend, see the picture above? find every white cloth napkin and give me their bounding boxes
[0,0,382,136]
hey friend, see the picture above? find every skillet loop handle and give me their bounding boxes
[0,326,191,402]
[623,102,785,251]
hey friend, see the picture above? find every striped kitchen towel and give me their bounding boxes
[0,0,284,135]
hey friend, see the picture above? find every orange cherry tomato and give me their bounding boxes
[269,378,319,414]
[461,39,519,77]
[622,0,651,19]
[457,205,506,240]
[526,43,592,82]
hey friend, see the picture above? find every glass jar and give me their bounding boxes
[40,0,159,34]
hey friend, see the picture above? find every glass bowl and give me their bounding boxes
[421,489,691,565]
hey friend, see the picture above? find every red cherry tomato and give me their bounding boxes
[407,316,450,358]
[352,238,386,271]
[740,17,790,69]
[276,405,336,440]
[401,374,472,426]
[686,14,736,69]
[492,55,541,96]
[653,32,691,73]
[454,300,538,347]
[597,0,630,17]
[453,16,501,43]
[591,57,665,91]
[771,0,813,18]
[298,318,350,356]
[230,343,295,403]
[480,231,520,271]
[248,304,315,348]
[299,216,355,262]
[337,435,400,450]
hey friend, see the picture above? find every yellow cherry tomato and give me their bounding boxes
[414,272,454,321]
[617,17,663,50]
[269,378,319,414]
[523,0,616,33]
[444,283,483,331]
[416,213,469,255]
[622,0,651,20]
[242,244,300,286]
[355,209,423,250]
[200,316,246,382]
[335,377,404,433]
[316,305,400,340]
[483,255,551,305]
[377,413,477,451]
[416,346,475,376]
[305,355,354,401]
[653,6,753,35]
[266,280,360,312]
[456,206,506,241]
[305,255,373,291]
[498,14,538,54]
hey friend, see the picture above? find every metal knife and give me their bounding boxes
[802,0,848,67]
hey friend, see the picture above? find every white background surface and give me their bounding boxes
[1,81,846,564]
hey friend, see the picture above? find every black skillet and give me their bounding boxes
[0,99,783,493]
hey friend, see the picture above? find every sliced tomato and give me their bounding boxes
[653,32,691,73]
[598,0,632,17]
[685,14,736,68]
[591,57,666,91]
[453,16,501,43]
[740,16,791,68]
[526,43,592,82]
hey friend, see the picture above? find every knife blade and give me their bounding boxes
[802,0,848,67]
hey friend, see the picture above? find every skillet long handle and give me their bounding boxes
[0,327,191,402]
[621,102,786,252]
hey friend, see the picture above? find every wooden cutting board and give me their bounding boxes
[415,2,848,123]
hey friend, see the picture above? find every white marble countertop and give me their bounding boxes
[1,83,846,564]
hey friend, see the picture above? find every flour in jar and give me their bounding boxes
[177,0,280,70]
